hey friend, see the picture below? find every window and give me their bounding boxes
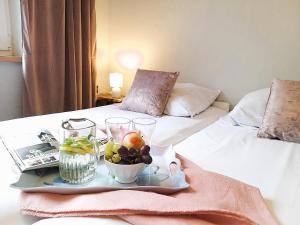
[0,0,12,56]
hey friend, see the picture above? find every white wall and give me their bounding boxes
[97,0,300,105]
[0,62,22,121]
[0,0,22,121]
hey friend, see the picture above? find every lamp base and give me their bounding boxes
[111,87,121,98]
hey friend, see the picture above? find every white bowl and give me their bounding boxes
[105,160,146,184]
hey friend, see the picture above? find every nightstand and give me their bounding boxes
[96,93,124,106]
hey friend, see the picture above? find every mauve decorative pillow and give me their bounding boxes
[120,69,179,116]
[258,79,300,144]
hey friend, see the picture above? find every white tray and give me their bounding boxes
[11,145,189,194]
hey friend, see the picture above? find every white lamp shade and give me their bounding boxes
[109,73,123,88]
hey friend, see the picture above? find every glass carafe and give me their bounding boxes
[59,118,97,184]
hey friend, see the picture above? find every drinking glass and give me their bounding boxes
[132,118,156,145]
[59,118,97,184]
[105,117,131,144]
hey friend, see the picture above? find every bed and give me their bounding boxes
[175,116,300,225]
[174,84,300,225]
[0,103,228,225]
[30,84,300,225]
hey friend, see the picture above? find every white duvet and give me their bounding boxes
[33,114,300,225]
[175,116,300,225]
[0,104,227,225]
[12,112,299,225]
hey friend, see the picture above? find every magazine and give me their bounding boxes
[0,129,59,172]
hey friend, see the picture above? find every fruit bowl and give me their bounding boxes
[105,160,146,183]
[104,130,153,183]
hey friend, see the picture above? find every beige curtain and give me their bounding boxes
[21,0,96,116]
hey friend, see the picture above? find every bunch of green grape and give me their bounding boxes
[105,141,152,165]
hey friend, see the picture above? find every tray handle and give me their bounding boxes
[169,158,181,176]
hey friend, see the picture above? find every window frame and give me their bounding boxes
[0,0,13,55]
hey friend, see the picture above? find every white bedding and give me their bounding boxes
[0,104,226,147]
[175,116,300,225]
[0,104,227,225]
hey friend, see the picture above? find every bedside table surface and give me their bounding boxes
[97,93,124,103]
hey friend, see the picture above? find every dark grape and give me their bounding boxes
[118,146,128,156]
[120,160,130,165]
[141,145,150,155]
[121,155,130,161]
[142,155,152,164]
[127,159,134,164]
[128,148,138,156]
[115,145,152,165]
[134,157,142,164]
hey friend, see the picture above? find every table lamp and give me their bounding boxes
[109,72,123,98]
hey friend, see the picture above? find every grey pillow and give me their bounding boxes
[120,69,179,116]
[258,79,300,143]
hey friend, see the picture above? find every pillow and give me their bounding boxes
[164,83,220,117]
[120,69,179,116]
[258,79,300,143]
[229,88,270,128]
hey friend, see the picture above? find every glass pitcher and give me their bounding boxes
[59,118,97,184]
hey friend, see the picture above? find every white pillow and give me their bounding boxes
[164,83,221,117]
[229,88,270,128]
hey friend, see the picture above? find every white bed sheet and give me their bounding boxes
[175,116,300,225]
[0,104,227,225]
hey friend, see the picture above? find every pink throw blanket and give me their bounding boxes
[21,155,278,225]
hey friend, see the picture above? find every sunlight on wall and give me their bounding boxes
[113,49,144,94]
[95,0,110,94]
[109,44,157,95]
[116,50,143,71]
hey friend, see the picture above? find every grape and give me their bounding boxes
[134,157,142,164]
[142,155,152,164]
[105,141,114,157]
[128,159,135,164]
[128,148,138,156]
[121,160,130,165]
[107,158,112,163]
[118,146,128,156]
[120,155,130,161]
[112,143,120,153]
[105,155,112,160]
[107,143,152,165]
[141,145,150,155]
[112,153,121,163]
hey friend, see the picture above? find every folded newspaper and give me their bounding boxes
[1,129,59,172]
